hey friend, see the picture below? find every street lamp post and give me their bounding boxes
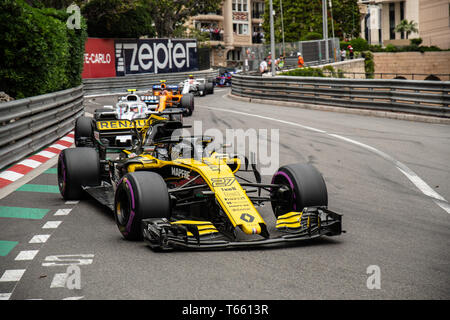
[269,0,276,76]
[280,0,285,56]
[322,0,329,63]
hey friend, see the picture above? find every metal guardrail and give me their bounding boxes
[0,85,84,170]
[83,69,219,95]
[231,74,450,118]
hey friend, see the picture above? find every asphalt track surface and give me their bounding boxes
[0,87,449,300]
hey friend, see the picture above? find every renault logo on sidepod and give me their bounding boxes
[240,213,254,223]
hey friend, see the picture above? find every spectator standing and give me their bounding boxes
[348,45,354,59]
[259,59,268,74]
[340,49,346,61]
[297,52,304,68]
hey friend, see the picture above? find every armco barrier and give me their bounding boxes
[231,74,450,118]
[83,69,219,95]
[0,85,84,170]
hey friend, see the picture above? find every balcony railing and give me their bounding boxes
[252,10,264,19]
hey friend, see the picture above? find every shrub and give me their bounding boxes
[340,41,351,50]
[410,38,423,47]
[0,0,87,98]
[369,44,383,52]
[322,65,337,77]
[361,51,374,79]
[302,32,322,41]
[385,44,398,52]
[281,67,325,77]
[350,37,369,51]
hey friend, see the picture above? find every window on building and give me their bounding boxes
[232,0,248,12]
[400,1,405,39]
[389,3,396,40]
[227,49,242,61]
[252,1,264,19]
[233,23,249,35]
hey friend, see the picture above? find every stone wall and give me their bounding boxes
[373,52,450,80]
[312,58,366,79]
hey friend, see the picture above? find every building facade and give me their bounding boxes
[358,0,450,49]
[187,0,266,67]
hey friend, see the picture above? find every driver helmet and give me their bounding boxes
[130,104,139,113]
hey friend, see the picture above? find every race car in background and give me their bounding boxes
[141,81,194,116]
[61,114,344,251]
[215,67,242,87]
[179,75,214,96]
[75,89,184,150]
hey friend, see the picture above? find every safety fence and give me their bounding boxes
[231,74,450,118]
[83,69,219,95]
[242,38,341,72]
[0,85,84,170]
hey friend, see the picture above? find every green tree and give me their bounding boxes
[394,19,418,39]
[262,0,360,43]
[140,0,223,38]
[81,0,155,38]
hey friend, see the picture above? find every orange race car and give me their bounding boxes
[140,80,195,116]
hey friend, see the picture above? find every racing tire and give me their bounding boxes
[198,83,206,96]
[181,93,194,117]
[57,147,100,200]
[270,163,328,217]
[74,116,92,147]
[205,81,214,94]
[114,172,171,241]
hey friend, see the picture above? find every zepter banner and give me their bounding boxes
[115,39,198,76]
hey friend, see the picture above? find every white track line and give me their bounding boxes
[15,250,39,261]
[42,221,62,229]
[54,209,72,216]
[0,269,26,282]
[203,105,450,215]
[29,234,51,243]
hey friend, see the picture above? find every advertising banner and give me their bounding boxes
[114,39,198,76]
[81,38,116,78]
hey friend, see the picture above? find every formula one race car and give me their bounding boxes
[140,81,194,116]
[215,71,232,87]
[215,68,241,87]
[60,115,343,251]
[74,103,183,153]
[179,75,214,96]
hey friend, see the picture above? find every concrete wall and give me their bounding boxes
[419,0,450,49]
[314,58,366,79]
[373,51,450,80]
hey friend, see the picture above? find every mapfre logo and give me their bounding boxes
[172,167,190,179]
[115,39,198,75]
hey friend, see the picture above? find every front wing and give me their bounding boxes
[142,207,343,250]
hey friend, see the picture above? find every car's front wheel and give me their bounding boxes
[114,172,171,240]
[270,163,328,217]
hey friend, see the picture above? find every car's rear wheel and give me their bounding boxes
[181,93,194,116]
[74,116,92,147]
[198,83,206,96]
[205,81,214,94]
[114,172,171,241]
[270,163,328,217]
[57,148,100,200]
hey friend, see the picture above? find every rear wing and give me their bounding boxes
[152,84,179,91]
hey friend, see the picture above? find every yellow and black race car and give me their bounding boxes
[59,115,343,250]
